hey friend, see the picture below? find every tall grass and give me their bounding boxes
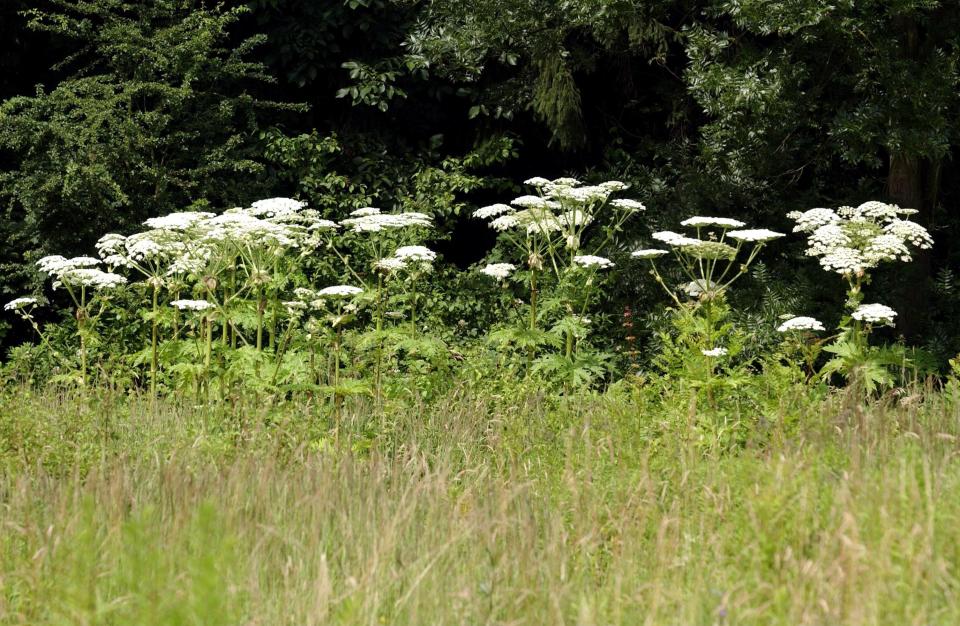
[2,385,960,624]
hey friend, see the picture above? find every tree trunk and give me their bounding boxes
[887,152,938,341]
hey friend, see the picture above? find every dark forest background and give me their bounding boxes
[2,0,959,361]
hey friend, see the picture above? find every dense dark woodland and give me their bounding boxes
[2,0,959,362]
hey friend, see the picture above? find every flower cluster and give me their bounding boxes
[171,299,213,312]
[641,216,783,300]
[473,176,643,251]
[480,263,516,280]
[4,297,37,311]
[851,303,897,326]
[777,316,825,332]
[788,201,932,277]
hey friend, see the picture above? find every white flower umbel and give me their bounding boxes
[350,207,381,217]
[394,245,437,263]
[36,255,100,277]
[610,199,645,212]
[851,303,897,325]
[341,212,433,233]
[702,347,728,357]
[144,211,214,230]
[777,316,825,332]
[473,204,515,219]
[170,299,215,312]
[573,255,614,269]
[489,214,521,232]
[96,233,127,257]
[680,216,746,229]
[631,249,669,259]
[817,246,867,275]
[599,181,629,192]
[726,229,785,243]
[317,285,363,298]
[884,219,933,249]
[248,198,307,218]
[375,257,407,272]
[523,177,551,187]
[651,231,701,247]
[511,195,551,209]
[480,263,516,280]
[4,296,37,311]
[864,233,912,264]
[787,208,840,233]
[58,269,127,290]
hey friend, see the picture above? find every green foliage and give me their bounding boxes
[0,0,293,299]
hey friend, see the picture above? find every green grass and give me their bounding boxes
[2,384,960,624]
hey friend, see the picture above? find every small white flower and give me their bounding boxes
[144,211,214,230]
[375,257,407,272]
[789,208,840,233]
[511,195,551,208]
[58,269,127,289]
[489,214,521,231]
[4,297,37,311]
[851,303,897,325]
[610,199,646,211]
[552,185,609,204]
[726,229,785,243]
[317,285,363,298]
[480,263,516,280]
[702,347,728,357]
[524,177,551,187]
[652,231,701,247]
[394,245,437,263]
[631,249,669,259]
[95,233,127,257]
[36,255,101,276]
[680,216,746,229]
[249,197,307,217]
[170,299,214,312]
[308,219,340,231]
[884,219,932,249]
[599,180,629,192]
[777,316,825,332]
[551,177,581,187]
[864,234,912,264]
[473,204,515,219]
[350,207,381,217]
[573,255,614,269]
[818,247,865,275]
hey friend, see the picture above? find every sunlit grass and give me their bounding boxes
[2,385,960,624]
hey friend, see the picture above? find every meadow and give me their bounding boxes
[3,380,960,625]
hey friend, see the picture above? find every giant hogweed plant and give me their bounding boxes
[12,198,444,415]
[630,217,785,402]
[472,176,645,388]
[782,201,934,393]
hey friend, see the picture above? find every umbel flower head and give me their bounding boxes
[4,296,37,311]
[851,303,897,326]
[170,299,215,312]
[573,255,614,269]
[680,216,746,229]
[631,249,669,259]
[480,263,516,280]
[777,316,825,332]
[317,285,363,298]
[393,245,437,263]
[789,201,932,277]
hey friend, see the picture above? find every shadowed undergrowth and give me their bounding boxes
[2,385,960,625]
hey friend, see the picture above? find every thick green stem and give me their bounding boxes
[151,283,158,397]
